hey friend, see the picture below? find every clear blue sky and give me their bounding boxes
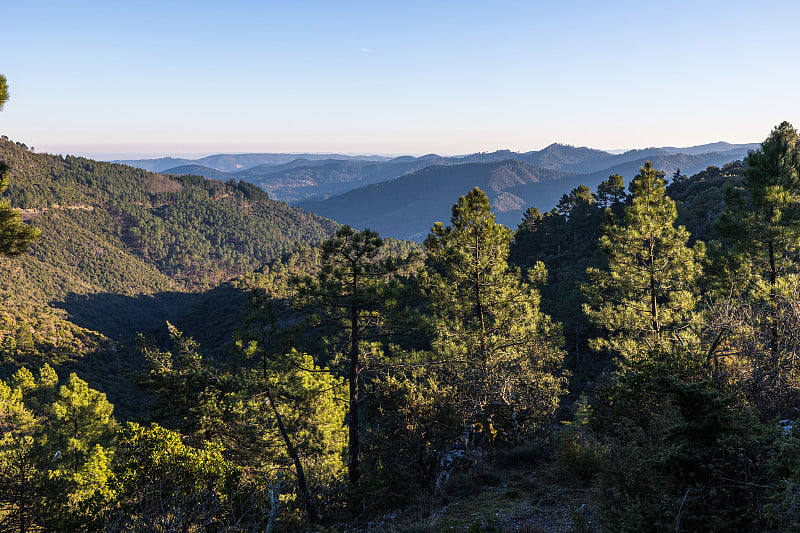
[2,0,798,158]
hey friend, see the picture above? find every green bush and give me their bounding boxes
[591,357,778,532]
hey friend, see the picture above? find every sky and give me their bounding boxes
[2,0,799,158]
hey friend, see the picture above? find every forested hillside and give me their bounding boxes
[0,139,337,287]
[0,137,338,409]
[300,160,577,240]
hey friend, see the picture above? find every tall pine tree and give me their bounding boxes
[291,225,397,484]
[584,162,704,361]
[715,122,800,356]
[712,122,800,415]
[422,188,566,437]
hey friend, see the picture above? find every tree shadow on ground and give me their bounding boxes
[51,283,250,351]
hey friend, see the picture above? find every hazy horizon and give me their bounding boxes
[17,138,759,164]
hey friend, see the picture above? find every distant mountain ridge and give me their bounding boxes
[300,160,576,240]
[300,146,757,241]
[225,156,454,203]
[115,153,391,172]
[118,141,758,207]
[160,164,230,180]
[660,142,759,155]
[113,141,758,242]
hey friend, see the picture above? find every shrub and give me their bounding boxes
[591,357,778,532]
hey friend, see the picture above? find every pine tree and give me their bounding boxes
[0,375,42,533]
[50,373,115,473]
[291,225,397,483]
[715,122,800,357]
[421,188,566,437]
[584,162,704,361]
[595,174,625,208]
[45,373,115,530]
[510,206,549,269]
[556,184,594,216]
[712,122,800,415]
[672,167,687,184]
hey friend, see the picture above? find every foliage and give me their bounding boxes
[109,422,272,532]
[584,162,705,361]
[0,366,116,531]
[591,356,780,532]
[360,367,462,506]
[764,425,800,531]
[421,187,566,438]
[557,397,605,486]
[139,325,347,522]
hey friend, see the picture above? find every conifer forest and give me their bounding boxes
[2,74,800,532]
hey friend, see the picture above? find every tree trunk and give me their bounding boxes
[650,271,659,340]
[348,272,361,484]
[474,231,487,375]
[264,385,318,525]
[768,238,778,359]
[261,344,318,525]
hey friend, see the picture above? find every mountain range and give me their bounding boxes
[115,143,756,206]
[111,142,757,241]
[299,144,756,240]
[114,152,391,173]
[301,160,576,240]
